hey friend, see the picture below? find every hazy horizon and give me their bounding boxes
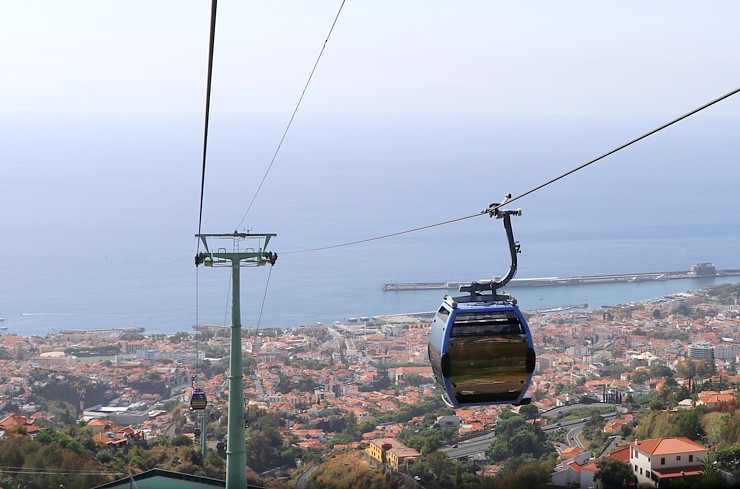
[2,2,739,333]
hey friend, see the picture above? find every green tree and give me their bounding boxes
[631,370,650,384]
[676,358,716,380]
[673,302,695,318]
[596,457,634,489]
[171,434,193,446]
[169,331,191,343]
[498,459,554,488]
[426,451,449,480]
[674,409,704,441]
[650,364,673,378]
[713,444,740,471]
[404,428,444,455]
[519,404,540,419]
[486,413,553,464]
[579,394,597,404]
[246,425,285,472]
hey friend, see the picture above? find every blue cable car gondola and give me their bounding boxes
[190,389,208,410]
[428,199,536,408]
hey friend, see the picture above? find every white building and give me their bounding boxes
[687,341,714,361]
[714,341,740,361]
[551,448,594,488]
[628,351,665,367]
[630,437,707,487]
[436,415,460,429]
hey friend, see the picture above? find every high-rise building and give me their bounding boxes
[687,341,714,361]
[714,342,740,361]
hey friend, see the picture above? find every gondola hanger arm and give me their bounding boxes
[460,195,522,298]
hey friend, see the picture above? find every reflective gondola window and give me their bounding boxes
[450,310,524,337]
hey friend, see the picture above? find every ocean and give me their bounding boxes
[2,112,739,335]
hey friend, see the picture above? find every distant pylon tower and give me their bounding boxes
[78,387,86,414]
[195,232,277,489]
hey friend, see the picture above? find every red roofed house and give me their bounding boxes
[697,390,736,408]
[0,413,40,437]
[87,418,114,433]
[550,445,635,489]
[607,445,631,463]
[603,418,628,434]
[630,437,708,487]
[92,431,129,448]
[558,446,587,462]
[551,447,592,488]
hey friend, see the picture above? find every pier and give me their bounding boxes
[382,263,740,291]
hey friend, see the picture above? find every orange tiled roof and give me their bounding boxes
[632,437,706,455]
[0,413,28,429]
[604,418,627,433]
[606,445,631,462]
[580,460,599,472]
[558,446,585,460]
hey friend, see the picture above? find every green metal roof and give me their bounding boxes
[90,468,264,489]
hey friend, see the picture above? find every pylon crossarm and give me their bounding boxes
[195,233,277,267]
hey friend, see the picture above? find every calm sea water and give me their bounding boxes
[1,113,739,335]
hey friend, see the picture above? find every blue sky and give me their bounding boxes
[2,1,739,118]
[1,1,740,330]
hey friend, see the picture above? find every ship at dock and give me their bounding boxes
[382,262,740,291]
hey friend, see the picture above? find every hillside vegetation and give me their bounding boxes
[308,451,398,489]
[635,400,740,447]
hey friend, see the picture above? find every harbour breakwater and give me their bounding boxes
[382,262,740,292]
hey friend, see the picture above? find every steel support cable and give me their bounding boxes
[0,467,124,476]
[197,0,218,242]
[499,86,740,210]
[256,265,274,328]
[195,0,218,393]
[195,265,201,380]
[281,213,482,254]
[236,0,347,230]
[282,86,740,255]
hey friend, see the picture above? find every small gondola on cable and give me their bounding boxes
[428,196,536,408]
[190,389,208,410]
[190,388,208,410]
[189,375,208,411]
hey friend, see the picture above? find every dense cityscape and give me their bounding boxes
[0,282,738,488]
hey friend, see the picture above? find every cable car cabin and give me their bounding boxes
[428,296,536,408]
[190,389,208,410]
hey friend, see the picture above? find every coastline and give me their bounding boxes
[5,276,740,337]
[381,263,740,291]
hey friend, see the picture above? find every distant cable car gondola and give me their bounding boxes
[190,389,208,410]
[428,198,536,408]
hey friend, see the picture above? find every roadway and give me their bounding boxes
[441,405,618,460]
[439,432,495,460]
